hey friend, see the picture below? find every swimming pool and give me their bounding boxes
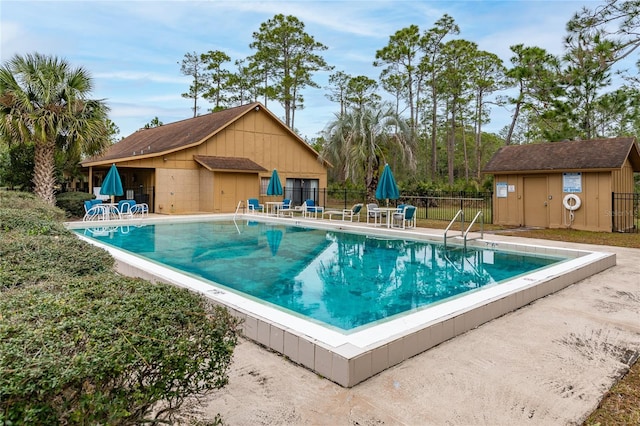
[68,215,616,387]
[76,220,562,332]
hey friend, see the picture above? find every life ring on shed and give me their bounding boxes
[563,194,581,211]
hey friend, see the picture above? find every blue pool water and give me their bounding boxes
[78,220,564,331]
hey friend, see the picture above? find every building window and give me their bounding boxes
[260,177,270,195]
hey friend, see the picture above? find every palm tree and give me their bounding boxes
[321,103,415,199]
[0,53,110,205]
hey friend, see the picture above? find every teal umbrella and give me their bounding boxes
[266,169,283,196]
[375,164,399,202]
[100,164,124,202]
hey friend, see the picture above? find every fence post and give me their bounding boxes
[611,192,615,232]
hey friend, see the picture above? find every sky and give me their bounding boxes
[1,0,607,141]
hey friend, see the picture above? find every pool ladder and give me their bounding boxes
[444,210,484,250]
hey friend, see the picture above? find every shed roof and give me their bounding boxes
[82,102,325,167]
[483,137,640,174]
[193,155,267,173]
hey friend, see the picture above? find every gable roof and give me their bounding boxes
[82,102,325,167]
[483,137,640,174]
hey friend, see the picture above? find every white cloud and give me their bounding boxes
[94,71,188,85]
[2,0,612,139]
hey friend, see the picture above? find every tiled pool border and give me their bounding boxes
[67,215,616,387]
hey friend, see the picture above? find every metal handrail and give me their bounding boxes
[463,211,484,249]
[443,209,464,249]
[234,200,244,219]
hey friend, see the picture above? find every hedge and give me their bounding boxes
[0,191,240,424]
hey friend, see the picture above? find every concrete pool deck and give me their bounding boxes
[179,229,640,425]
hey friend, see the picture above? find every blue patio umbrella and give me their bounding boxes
[375,164,399,203]
[100,163,124,202]
[266,169,283,196]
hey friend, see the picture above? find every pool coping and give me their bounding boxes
[67,214,616,387]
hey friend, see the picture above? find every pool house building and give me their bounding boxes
[81,103,329,214]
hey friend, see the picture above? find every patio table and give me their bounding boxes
[264,201,283,215]
[374,207,400,228]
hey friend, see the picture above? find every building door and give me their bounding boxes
[286,178,319,206]
[523,176,548,227]
[215,172,258,213]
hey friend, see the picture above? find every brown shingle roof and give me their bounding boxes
[193,155,267,173]
[82,103,264,166]
[483,137,640,173]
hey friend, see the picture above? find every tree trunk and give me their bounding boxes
[505,99,522,145]
[430,85,438,181]
[460,111,469,182]
[475,94,483,180]
[33,140,57,205]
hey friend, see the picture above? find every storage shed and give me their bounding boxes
[82,102,329,214]
[483,137,640,232]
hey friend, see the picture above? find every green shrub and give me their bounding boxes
[56,191,94,218]
[0,191,241,424]
[0,232,114,290]
[0,191,67,229]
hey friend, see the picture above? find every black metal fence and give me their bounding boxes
[612,192,639,233]
[293,188,493,224]
[122,185,155,212]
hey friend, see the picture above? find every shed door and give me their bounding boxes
[523,176,548,228]
[215,172,258,213]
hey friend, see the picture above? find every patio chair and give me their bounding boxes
[118,200,135,219]
[118,200,149,219]
[366,203,383,226]
[303,199,324,218]
[83,199,104,221]
[391,205,417,229]
[247,198,264,214]
[132,202,149,218]
[277,200,298,218]
[274,198,291,214]
[323,203,363,222]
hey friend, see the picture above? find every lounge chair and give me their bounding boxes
[391,205,417,229]
[366,203,383,226]
[323,203,363,222]
[303,199,324,218]
[247,198,264,214]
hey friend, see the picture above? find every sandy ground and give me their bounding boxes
[178,232,640,426]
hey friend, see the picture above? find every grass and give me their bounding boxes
[415,218,640,425]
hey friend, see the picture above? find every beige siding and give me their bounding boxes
[199,169,214,212]
[547,174,563,228]
[612,159,635,193]
[155,168,200,214]
[213,172,259,213]
[493,171,613,232]
[492,175,522,226]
